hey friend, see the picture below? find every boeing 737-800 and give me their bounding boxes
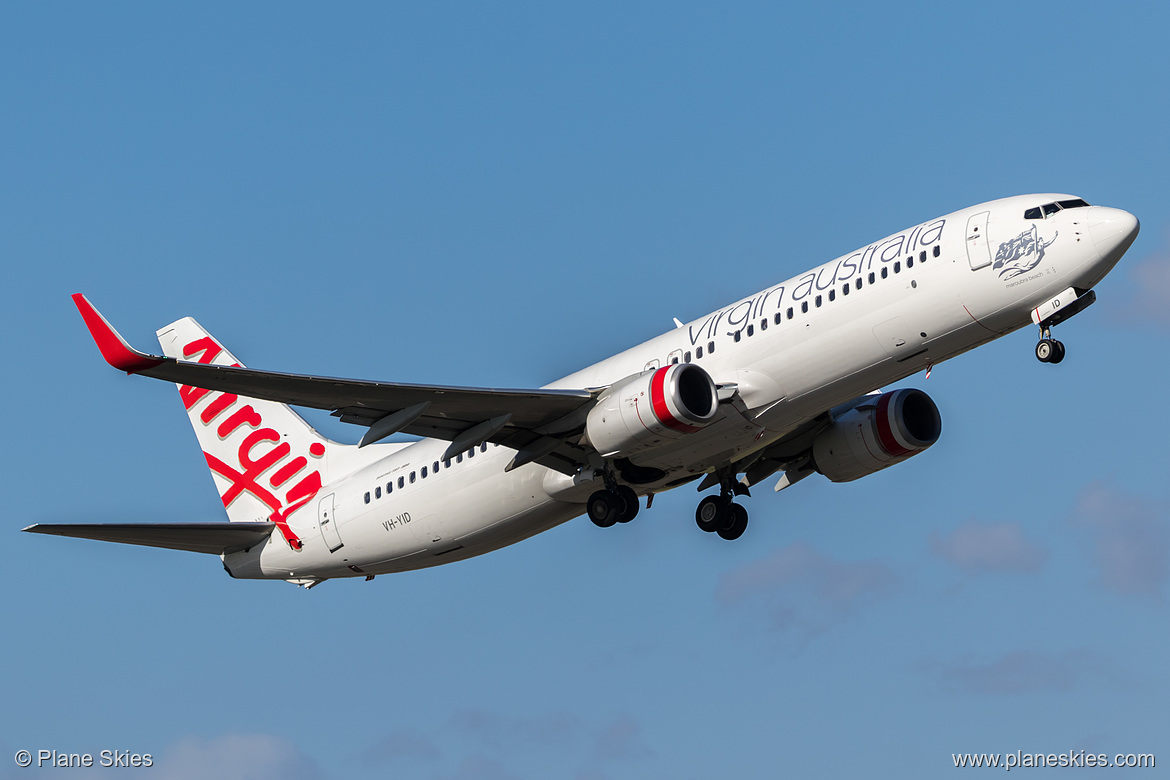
[26,194,1139,587]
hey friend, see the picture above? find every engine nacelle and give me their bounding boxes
[585,363,719,458]
[812,388,941,482]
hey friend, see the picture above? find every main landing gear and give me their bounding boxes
[1035,326,1066,364]
[695,472,750,541]
[587,484,640,527]
[695,494,749,540]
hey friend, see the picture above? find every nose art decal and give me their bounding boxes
[993,225,1057,280]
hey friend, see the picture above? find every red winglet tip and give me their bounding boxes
[72,294,165,374]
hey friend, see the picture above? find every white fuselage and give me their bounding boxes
[224,194,1136,582]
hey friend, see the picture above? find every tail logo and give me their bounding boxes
[179,337,323,551]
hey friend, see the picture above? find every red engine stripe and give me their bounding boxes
[875,393,914,457]
[650,366,704,434]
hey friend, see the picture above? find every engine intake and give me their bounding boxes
[586,363,719,457]
[812,388,941,482]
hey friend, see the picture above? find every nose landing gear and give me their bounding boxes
[1031,287,1097,365]
[1035,328,1066,364]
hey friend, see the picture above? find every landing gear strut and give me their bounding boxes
[1035,326,1066,364]
[695,474,750,540]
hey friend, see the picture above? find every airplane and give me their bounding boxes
[25,194,1139,587]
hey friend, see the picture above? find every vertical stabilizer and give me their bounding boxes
[156,318,337,550]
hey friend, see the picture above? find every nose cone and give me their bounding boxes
[1088,206,1140,257]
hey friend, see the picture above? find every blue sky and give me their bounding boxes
[3,2,1168,778]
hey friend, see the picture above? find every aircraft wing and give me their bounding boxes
[74,294,597,474]
[22,522,275,555]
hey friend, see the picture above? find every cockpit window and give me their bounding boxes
[1025,198,1091,220]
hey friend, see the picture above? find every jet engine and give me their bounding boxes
[585,363,720,457]
[812,388,941,482]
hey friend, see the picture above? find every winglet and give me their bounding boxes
[72,294,166,374]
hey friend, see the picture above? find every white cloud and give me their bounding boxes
[152,734,323,780]
[592,713,652,762]
[448,709,582,749]
[433,755,524,780]
[716,541,901,640]
[929,520,1048,574]
[360,727,441,766]
[1107,247,1170,329]
[929,649,1106,696]
[1071,482,1169,600]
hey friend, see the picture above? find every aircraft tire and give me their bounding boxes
[696,495,727,533]
[1035,339,1054,363]
[717,503,749,541]
[615,485,639,523]
[587,490,619,528]
[1050,340,1066,364]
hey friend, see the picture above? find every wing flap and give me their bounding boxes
[22,522,276,555]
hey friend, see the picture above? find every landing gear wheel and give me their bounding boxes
[1035,339,1055,363]
[717,503,749,541]
[587,490,619,528]
[696,495,729,533]
[615,485,639,523]
[1050,340,1066,364]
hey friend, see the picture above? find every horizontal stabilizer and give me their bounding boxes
[22,522,275,555]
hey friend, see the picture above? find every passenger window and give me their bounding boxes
[410,471,416,483]
[828,289,835,302]
[398,476,405,488]
[456,453,463,463]
[387,482,393,494]
[933,245,940,257]
[444,459,451,469]
[734,331,741,342]
[468,448,474,458]
[842,284,849,296]
[856,278,862,290]
[481,443,488,453]
[708,341,715,354]
[801,301,809,314]
[894,261,900,273]
[868,272,876,284]
[759,318,767,331]
[920,250,926,262]
[786,307,794,319]
[696,346,703,358]
[774,312,782,325]
[907,257,913,269]
[671,356,679,364]
[747,324,754,337]
[815,295,822,307]
[881,267,888,279]
[364,492,370,504]
[422,466,428,478]
[375,486,381,499]
[434,461,440,472]
[684,350,692,362]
